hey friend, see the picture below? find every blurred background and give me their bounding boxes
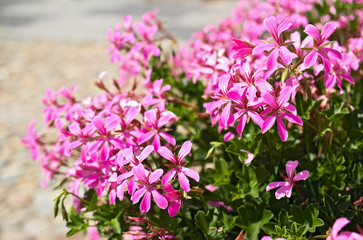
[0,0,237,239]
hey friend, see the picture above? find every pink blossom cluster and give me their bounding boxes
[181,14,360,142]
[22,73,199,217]
[107,9,162,85]
[174,0,320,93]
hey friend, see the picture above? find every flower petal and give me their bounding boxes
[266,181,286,191]
[182,167,200,182]
[262,114,276,134]
[140,191,151,212]
[178,172,190,192]
[133,164,149,184]
[303,49,318,69]
[321,22,336,41]
[248,111,264,128]
[236,113,247,136]
[131,188,147,204]
[138,145,154,162]
[264,16,278,41]
[144,109,158,126]
[285,160,299,180]
[280,46,292,65]
[138,131,155,145]
[159,132,176,146]
[293,170,309,181]
[168,199,181,217]
[266,48,279,70]
[152,189,168,209]
[178,141,192,161]
[220,102,231,128]
[152,134,161,152]
[276,184,292,199]
[332,217,350,237]
[162,168,177,186]
[281,112,303,125]
[158,146,176,163]
[304,24,321,42]
[277,18,292,37]
[252,43,276,55]
[149,169,163,184]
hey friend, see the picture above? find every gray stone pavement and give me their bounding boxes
[0,0,237,239]
[0,0,237,42]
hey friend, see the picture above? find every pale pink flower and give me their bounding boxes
[22,119,41,160]
[303,22,342,72]
[253,16,293,70]
[266,160,309,199]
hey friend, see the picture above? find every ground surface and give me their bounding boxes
[0,0,237,239]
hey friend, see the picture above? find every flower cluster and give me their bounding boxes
[195,15,359,142]
[23,74,200,217]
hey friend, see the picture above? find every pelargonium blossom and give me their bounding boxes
[256,81,303,142]
[303,22,342,72]
[266,160,309,199]
[158,141,200,192]
[131,164,168,212]
[253,16,293,70]
[136,109,177,151]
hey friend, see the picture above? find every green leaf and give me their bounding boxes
[291,205,306,225]
[324,195,338,219]
[212,158,231,185]
[53,192,64,218]
[236,206,273,240]
[278,209,290,227]
[66,228,84,237]
[320,102,350,123]
[110,218,122,234]
[60,194,68,222]
[195,210,212,238]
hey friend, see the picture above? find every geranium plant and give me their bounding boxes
[23,0,363,239]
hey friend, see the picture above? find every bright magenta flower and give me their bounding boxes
[158,141,200,192]
[256,83,302,142]
[137,109,177,151]
[131,164,168,212]
[266,160,309,199]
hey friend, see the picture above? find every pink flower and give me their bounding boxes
[22,119,41,160]
[131,164,168,212]
[123,145,154,166]
[256,83,303,142]
[327,218,363,240]
[163,184,182,217]
[158,141,200,192]
[303,22,342,72]
[231,38,254,59]
[207,201,233,212]
[266,160,309,199]
[86,226,102,240]
[253,16,293,70]
[137,109,177,151]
